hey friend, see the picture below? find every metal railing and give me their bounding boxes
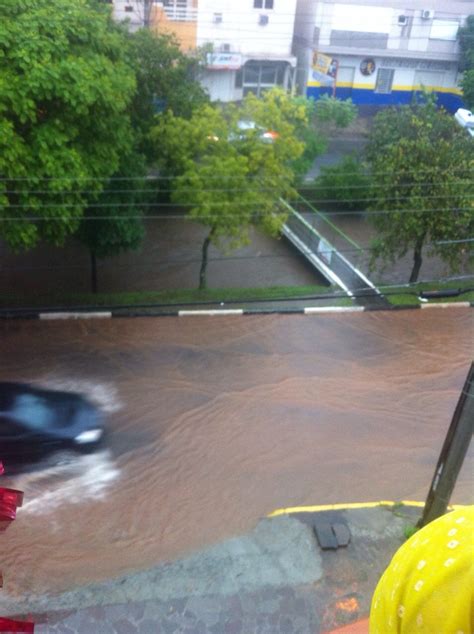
[159,3,198,21]
[280,197,386,305]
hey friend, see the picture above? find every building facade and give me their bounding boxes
[112,0,298,102]
[293,0,472,112]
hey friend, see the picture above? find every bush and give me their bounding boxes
[305,155,371,212]
[314,95,358,128]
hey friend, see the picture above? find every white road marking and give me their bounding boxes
[39,312,112,320]
[304,306,365,314]
[178,309,244,316]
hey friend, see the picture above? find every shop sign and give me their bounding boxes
[360,58,376,76]
[206,53,242,70]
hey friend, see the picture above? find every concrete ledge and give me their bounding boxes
[2,302,472,320]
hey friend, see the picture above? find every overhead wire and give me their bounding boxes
[2,190,473,203]
[2,168,474,182]
[1,208,473,219]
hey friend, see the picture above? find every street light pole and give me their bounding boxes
[418,362,474,527]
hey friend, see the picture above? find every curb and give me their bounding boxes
[0,302,472,320]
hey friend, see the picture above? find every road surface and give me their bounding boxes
[1,310,472,601]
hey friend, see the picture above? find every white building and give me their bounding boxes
[111,0,298,102]
[293,0,472,112]
[196,0,298,101]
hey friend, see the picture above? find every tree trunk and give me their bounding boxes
[90,250,98,294]
[199,229,214,290]
[409,235,426,284]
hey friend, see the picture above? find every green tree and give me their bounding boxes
[313,94,358,129]
[0,0,136,251]
[127,28,209,160]
[150,89,306,289]
[309,155,371,212]
[459,14,474,109]
[366,96,473,283]
[76,152,147,293]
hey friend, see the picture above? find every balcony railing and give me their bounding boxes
[157,2,197,22]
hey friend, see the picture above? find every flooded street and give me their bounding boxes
[0,310,472,601]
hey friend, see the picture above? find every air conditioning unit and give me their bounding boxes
[421,9,434,20]
[259,14,269,26]
[213,12,223,24]
[397,15,408,26]
[221,43,231,52]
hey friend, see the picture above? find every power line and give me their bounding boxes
[149,7,472,21]
[3,191,473,204]
[2,168,474,182]
[0,206,473,219]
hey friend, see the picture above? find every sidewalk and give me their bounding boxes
[3,505,421,633]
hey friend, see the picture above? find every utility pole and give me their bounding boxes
[143,0,153,28]
[418,362,474,527]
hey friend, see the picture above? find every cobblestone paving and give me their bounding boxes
[33,585,326,634]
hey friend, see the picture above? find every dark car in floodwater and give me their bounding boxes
[0,382,104,467]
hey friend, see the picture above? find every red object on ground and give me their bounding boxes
[325,618,369,634]
[0,617,34,632]
[0,488,24,521]
[0,464,33,632]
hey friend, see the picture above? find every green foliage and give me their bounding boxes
[459,15,474,71]
[365,95,474,282]
[314,95,358,128]
[0,0,137,250]
[462,70,474,110]
[127,28,209,159]
[309,155,371,212]
[404,524,419,540]
[459,15,474,108]
[76,152,147,260]
[243,91,326,181]
[150,88,307,288]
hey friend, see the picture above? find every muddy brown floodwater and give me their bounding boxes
[0,310,472,600]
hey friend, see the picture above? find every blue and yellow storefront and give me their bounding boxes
[306,54,464,113]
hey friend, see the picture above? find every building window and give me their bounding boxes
[235,69,243,89]
[242,61,287,97]
[124,5,133,11]
[254,0,273,8]
[430,19,459,41]
[374,68,394,94]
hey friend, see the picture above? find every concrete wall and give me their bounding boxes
[151,6,198,52]
[196,0,297,56]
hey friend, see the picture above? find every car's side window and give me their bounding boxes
[13,394,53,430]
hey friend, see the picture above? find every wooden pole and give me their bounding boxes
[418,362,474,527]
